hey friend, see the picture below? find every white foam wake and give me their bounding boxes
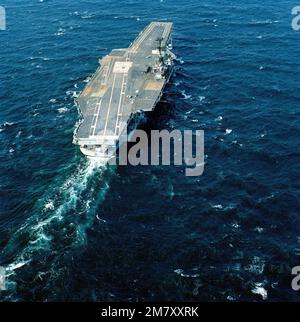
[3,158,113,284]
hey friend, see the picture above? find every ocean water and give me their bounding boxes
[0,0,300,301]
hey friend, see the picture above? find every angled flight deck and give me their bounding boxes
[73,22,174,159]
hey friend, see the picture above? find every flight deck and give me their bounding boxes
[73,22,174,159]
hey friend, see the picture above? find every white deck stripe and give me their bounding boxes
[91,98,103,136]
[114,73,127,135]
[103,72,117,136]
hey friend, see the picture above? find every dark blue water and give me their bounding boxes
[1,0,300,301]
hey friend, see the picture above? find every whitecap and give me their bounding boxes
[7,260,31,272]
[176,57,184,64]
[96,214,106,223]
[212,204,223,209]
[252,19,273,25]
[49,98,57,103]
[84,77,91,83]
[198,96,205,102]
[254,227,264,233]
[57,107,68,114]
[0,122,15,130]
[200,85,209,90]
[185,108,194,115]
[66,90,79,98]
[225,128,232,135]
[16,130,22,138]
[251,283,267,300]
[55,27,65,36]
[44,200,55,210]
[29,233,52,245]
[82,15,92,19]
[181,90,191,100]
[174,268,200,278]
[231,222,240,229]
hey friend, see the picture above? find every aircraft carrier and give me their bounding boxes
[73,21,175,162]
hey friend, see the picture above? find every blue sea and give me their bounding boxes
[0,0,300,301]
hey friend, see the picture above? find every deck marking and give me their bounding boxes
[129,22,156,52]
[103,72,117,136]
[102,66,109,85]
[102,58,114,85]
[76,22,173,145]
[114,73,127,135]
[91,98,103,136]
[106,59,114,83]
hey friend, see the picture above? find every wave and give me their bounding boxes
[248,19,279,26]
[70,11,96,20]
[0,122,16,133]
[251,283,268,300]
[57,107,68,114]
[66,90,79,98]
[2,158,113,295]
[181,90,192,100]
[225,129,233,135]
[54,27,66,36]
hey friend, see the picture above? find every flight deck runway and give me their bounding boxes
[74,22,173,147]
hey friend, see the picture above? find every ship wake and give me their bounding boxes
[1,158,113,298]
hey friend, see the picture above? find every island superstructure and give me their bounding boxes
[73,21,175,161]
